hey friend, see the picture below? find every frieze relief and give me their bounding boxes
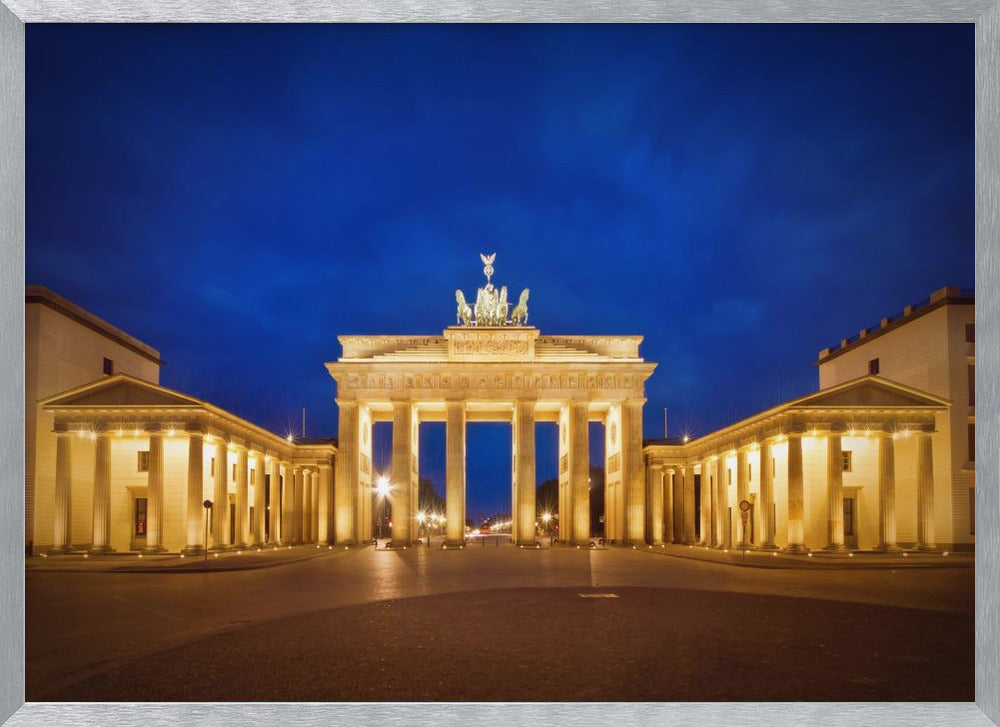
[341,371,643,393]
[608,452,621,474]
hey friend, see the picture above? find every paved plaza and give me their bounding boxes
[26,545,973,702]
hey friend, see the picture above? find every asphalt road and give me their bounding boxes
[26,545,973,701]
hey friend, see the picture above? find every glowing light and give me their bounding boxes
[179,554,185,559]
[89,432,97,441]
[137,553,143,558]
[133,429,140,437]
[849,553,854,558]
[416,511,426,524]
[116,429,124,437]
[541,512,551,523]
[167,429,176,437]
[847,428,856,437]
[375,476,391,498]
[682,435,690,443]
[286,433,294,443]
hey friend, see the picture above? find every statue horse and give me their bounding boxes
[511,288,530,326]
[455,290,473,326]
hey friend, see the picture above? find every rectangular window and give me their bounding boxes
[968,422,975,462]
[103,357,114,375]
[843,498,854,536]
[868,358,880,375]
[842,450,853,472]
[969,364,975,406]
[970,487,975,534]
[966,323,975,343]
[137,450,150,472]
[134,497,147,537]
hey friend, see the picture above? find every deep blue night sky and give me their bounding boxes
[27,24,973,519]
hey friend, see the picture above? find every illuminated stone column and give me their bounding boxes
[736,447,749,545]
[875,432,900,551]
[662,465,673,544]
[311,469,320,544]
[647,458,663,546]
[623,400,645,545]
[714,454,728,549]
[235,445,250,548]
[570,401,590,545]
[292,465,303,544]
[672,468,683,543]
[515,400,537,546]
[390,400,413,547]
[281,463,294,544]
[697,460,710,545]
[183,431,205,554]
[300,469,311,543]
[144,431,165,553]
[784,434,806,553]
[52,431,72,553]
[682,465,695,544]
[317,463,333,545]
[268,459,280,544]
[89,432,113,553]
[252,453,266,546]
[445,400,466,547]
[758,439,778,550]
[825,433,848,551]
[335,400,358,545]
[915,431,937,551]
[211,438,229,550]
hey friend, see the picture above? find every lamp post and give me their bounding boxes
[202,499,213,570]
[541,511,552,546]
[375,475,391,544]
[417,511,427,547]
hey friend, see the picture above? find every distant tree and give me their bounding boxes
[536,476,558,518]
[418,477,445,515]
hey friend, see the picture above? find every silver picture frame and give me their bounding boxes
[0,2,996,725]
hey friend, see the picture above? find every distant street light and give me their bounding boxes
[375,475,392,541]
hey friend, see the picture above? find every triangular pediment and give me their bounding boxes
[41,375,202,408]
[793,376,949,409]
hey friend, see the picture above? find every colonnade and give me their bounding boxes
[335,397,648,548]
[647,428,937,552]
[49,424,334,554]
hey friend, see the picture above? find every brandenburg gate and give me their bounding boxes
[327,254,656,547]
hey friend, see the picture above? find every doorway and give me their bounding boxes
[843,491,859,549]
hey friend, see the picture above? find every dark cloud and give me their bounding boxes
[27,24,973,518]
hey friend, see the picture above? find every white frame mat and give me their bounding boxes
[0,2,997,726]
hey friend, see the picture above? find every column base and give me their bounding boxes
[823,543,850,553]
[874,543,903,553]
[443,540,466,549]
[782,543,808,554]
[181,545,206,556]
[87,545,115,554]
[47,545,73,555]
[757,542,780,552]
[141,545,168,554]
[210,544,232,552]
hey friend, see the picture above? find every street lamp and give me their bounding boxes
[417,511,427,547]
[541,511,552,544]
[375,475,391,541]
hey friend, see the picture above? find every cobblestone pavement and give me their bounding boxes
[26,544,973,701]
